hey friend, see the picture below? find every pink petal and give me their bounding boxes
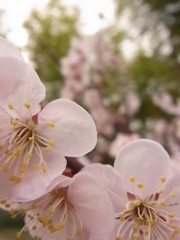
[10,149,66,201]
[0,58,45,119]
[0,37,24,61]
[68,172,115,235]
[82,163,128,212]
[37,99,97,157]
[159,175,180,205]
[114,139,171,198]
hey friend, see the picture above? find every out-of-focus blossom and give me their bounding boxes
[84,89,102,108]
[0,37,24,61]
[83,139,180,239]
[3,172,115,240]
[109,133,140,157]
[119,91,141,117]
[0,37,97,201]
[153,92,180,115]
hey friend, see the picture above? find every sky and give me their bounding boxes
[0,0,115,47]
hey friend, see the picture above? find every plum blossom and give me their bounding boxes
[3,172,115,240]
[0,36,24,61]
[153,92,180,116]
[83,139,180,239]
[109,133,140,157]
[0,37,97,200]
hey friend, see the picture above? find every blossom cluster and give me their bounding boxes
[60,31,141,164]
[60,30,180,177]
[1,37,180,240]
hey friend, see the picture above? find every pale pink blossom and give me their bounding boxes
[153,92,180,116]
[4,172,115,240]
[60,38,90,86]
[0,37,24,61]
[119,91,141,117]
[84,89,102,108]
[109,133,140,157]
[83,139,180,239]
[0,39,97,201]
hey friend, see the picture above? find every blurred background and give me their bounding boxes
[0,0,180,238]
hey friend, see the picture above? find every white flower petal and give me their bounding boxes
[68,172,115,235]
[0,37,24,61]
[82,163,128,212]
[38,99,97,157]
[0,58,45,119]
[114,139,171,198]
[10,150,66,201]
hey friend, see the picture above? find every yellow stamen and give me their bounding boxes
[33,164,38,170]
[26,152,32,158]
[45,146,51,152]
[16,232,21,238]
[130,175,135,182]
[134,199,141,206]
[160,200,166,206]
[160,176,166,183]
[168,213,174,218]
[11,119,18,126]
[137,182,143,188]
[49,122,55,128]
[43,166,47,173]
[48,139,54,146]
[24,102,30,109]
[158,188,164,194]
[29,136,35,141]
[120,214,125,221]
[77,228,82,236]
[171,191,176,198]
[8,103,13,110]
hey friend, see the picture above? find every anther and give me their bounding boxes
[0,200,6,204]
[137,182,143,188]
[48,139,54,146]
[8,103,13,110]
[158,188,164,194]
[171,191,176,198]
[26,152,32,158]
[33,164,38,170]
[42,166,47,173]
[116,237,121,240]
[130,175,135,182]
[133,233,139,239]
[16,232,22,238]
[49,207,55,214]
[11,119,18,126]
[168,213,174,218]
[77,228,82,236]
[120,214,125,221]
[45,146,51,152]
[49,122,55,128]
[166,220,170,227]
[24,102,30,109]
[160,200,166,206]
[29,136,35,141]
[15,148,22,156]
[160,176,166,183]
[134,199,140,206]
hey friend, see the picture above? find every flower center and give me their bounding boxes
[114,176,180,240]
[3,187,83,239]
[0,102,55,183]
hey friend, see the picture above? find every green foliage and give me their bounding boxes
[23,0,80,101]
